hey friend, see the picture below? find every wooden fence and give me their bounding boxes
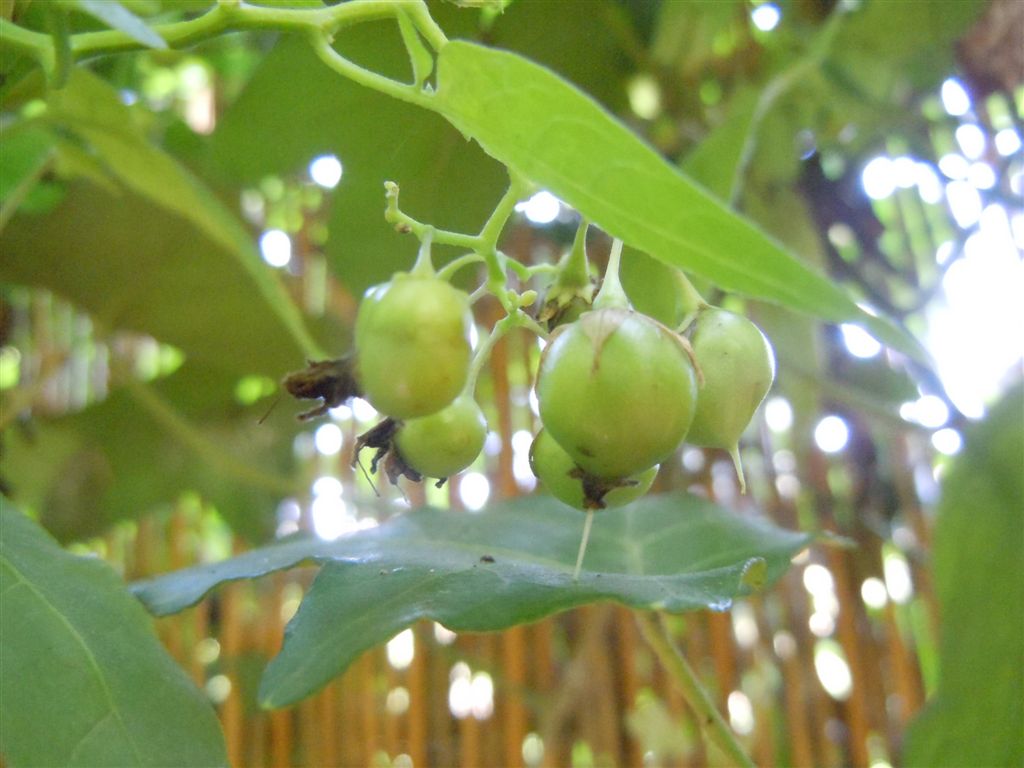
[108,324,938,768]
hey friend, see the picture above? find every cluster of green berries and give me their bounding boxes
[530,241,775,509]
[286,235,775,507]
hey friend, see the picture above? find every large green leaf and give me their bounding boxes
[132,493,811,707]
[0,179,309,375]
[209,24,505,296]
[210,2,632,295]
[433,41,925,362]
[0,68,318,370]
[0,508,227,767]
[828,0,986,98]
[904,385,1024,767]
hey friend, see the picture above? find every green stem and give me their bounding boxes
[635,612,756,768]
[309,32,432,110]
[436,252,485,282]
[0,18,50,61]
[729,3,848,207]
[385,181,482,251]
[477,174,529,248]
[592,238,629,310]
[1,0,445,71]
[464,310,545,395]
[409,228,435,276]
[477,176,530,314]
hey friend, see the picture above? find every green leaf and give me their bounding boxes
[211,3,630,295]
[0,507,227,767]
[828,0,986,97]
[71,0,167,49]
[904,384,1024,767]
[433,41,925,362]
[39,69,318,363]
[0,125,52,201]
[680,86,759,203]
[0,178,309,375]
[131,493,810,707]
[210,30,506,296]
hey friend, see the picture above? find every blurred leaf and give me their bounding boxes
[434,41,926,363]
[828,0,986,97]
[131,492,810,707]
[211,3,630,295]
[904,384,1024,767]
[0,507,227,767]
[37,69,318,362]
[0,125,52,201]
[649,0,742,72]
[680,87,758,203]
[0,179,309,375]
[3,362,295,542]
[70,0,167,49]
[486,0,630,112]
[210,25,504,296]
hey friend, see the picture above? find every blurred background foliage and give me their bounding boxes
[1,0,1021,766]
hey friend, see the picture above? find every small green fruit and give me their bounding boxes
[686,308,775,492]
[395,394,487,479]
[529,429,656,510]
[536,308,698,479]
[687,309,775,448]
[355,273,472,419]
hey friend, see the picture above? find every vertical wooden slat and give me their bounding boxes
[319,681,339,767]
[406,623,429,768]
[615,608,644,768]
[268,582,293,768]
[220,572,245,768]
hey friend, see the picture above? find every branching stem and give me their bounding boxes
[0,0,444,67]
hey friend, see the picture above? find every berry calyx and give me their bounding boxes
[529,429,656,510]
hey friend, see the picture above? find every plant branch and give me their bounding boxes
[436,252,485,282]
[1,0,445,74]
[384,181,483,251]
[308,32,432,110]
[729,3,848,208]
[635,612,755,768]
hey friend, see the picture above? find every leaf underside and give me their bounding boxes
[132,493,810,708]
[434,41,926,362]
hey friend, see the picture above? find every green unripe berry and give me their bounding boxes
[394,394,487,479]
[536,307,698,479]
[687,308,775,449]
[686,308,775,492]
[529,429,656,510]
[355,273,472,419]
